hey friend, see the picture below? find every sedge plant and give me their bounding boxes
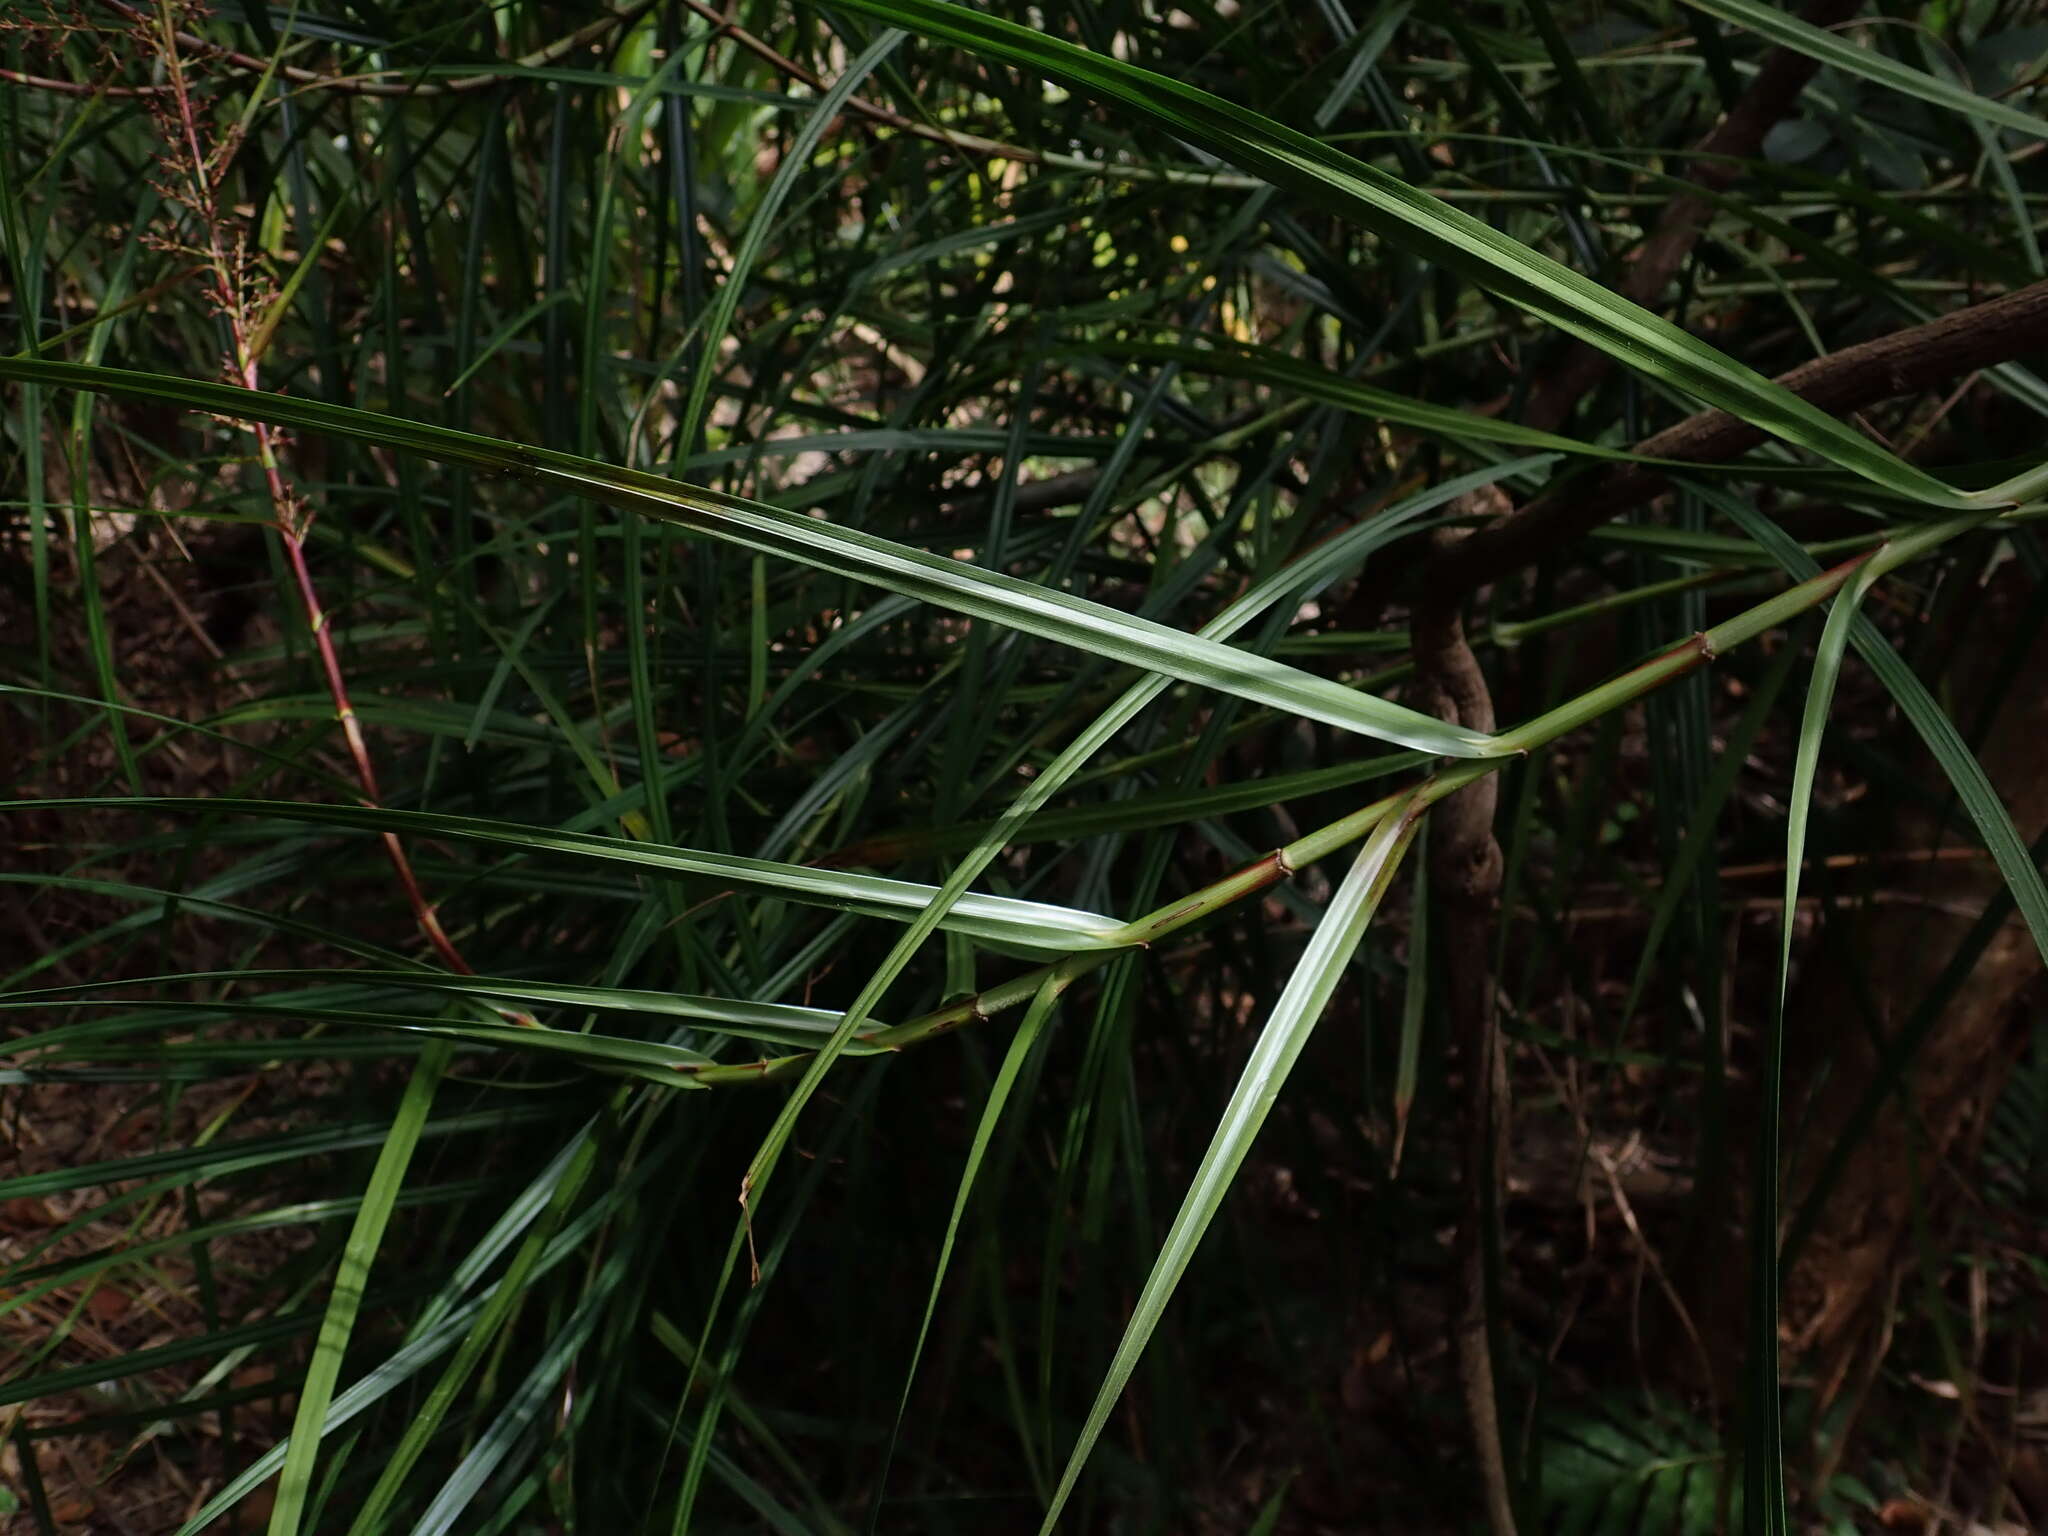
[4,2,2048,1533]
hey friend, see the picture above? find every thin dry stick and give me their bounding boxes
[672,0,1027,163]
[1591,1141,1717,1397]
[144,2,496,990]
[0,67,168,96]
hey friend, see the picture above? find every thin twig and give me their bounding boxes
[0,66,167,96]
[673,0,1256,185]
[1590,1139,1717,1397]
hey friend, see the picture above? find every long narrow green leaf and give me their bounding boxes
[0,357,1490,757]
[1086,339,1716,466]
[1745,575,1870,1536]
[874,973,1066,1525]
[409,1251,626,1536]
[269,1041,450,1536]
[673,30,903,461]
[0,1111,538,1205]
[1713,497,2048,966]
[0,796,1127,954]
[343,1141,596,1536]
[3,970,879,1057]
[1037,792,1425,1532]
[1725,501,2019,1535]
[0,1187,480,1324]
[170,1147,649,1536]
[0,995,727,1079]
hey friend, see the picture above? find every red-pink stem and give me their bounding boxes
[151,3,485,985]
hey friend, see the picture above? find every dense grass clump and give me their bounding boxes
[4,2,2048,1532]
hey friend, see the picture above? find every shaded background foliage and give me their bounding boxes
[3,1,2047,1532]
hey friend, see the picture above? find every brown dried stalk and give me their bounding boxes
[138,0,494,989]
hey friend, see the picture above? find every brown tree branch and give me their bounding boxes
[1412,512,1517,1536]
[1363,0,1877,664]
[1429,277,2048,604]
[1518,0,1866,435]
